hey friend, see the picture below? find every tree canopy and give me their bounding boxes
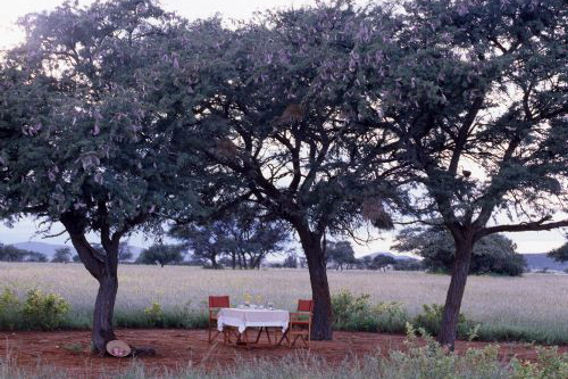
[170,1,402,340]
[355,0,568,347]
[0,244,47,262]
[0,0,206,352]
[394,227,526,276]
[136,244,184,267]
[52,247,73,263]
[171,206,290,269]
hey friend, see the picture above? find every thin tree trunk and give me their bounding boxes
[438,239,473,349]
[297,226,333,340]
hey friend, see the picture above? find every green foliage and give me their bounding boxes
[171,207,290,270]
[143,301,164,326]
[51,247,72,263]
[331,290,408,333]
[395,228,526,276]
[413,304,479,340]
[136,244,185,267]
[0,244,47,262]
[0,288,20,330]
[326,241,357,270]
[22,289,70,330]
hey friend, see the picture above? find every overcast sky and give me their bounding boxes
[0,0,565,255]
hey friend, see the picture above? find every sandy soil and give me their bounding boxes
[1,329,565,378]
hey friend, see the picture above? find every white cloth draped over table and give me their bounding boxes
[217,308,289,334]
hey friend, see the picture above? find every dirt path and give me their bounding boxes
[1,329,565,377]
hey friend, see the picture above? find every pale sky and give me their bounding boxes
[0,0,566,255]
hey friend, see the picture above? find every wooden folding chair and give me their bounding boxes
[208,295,230,343]
[280,299,313,348]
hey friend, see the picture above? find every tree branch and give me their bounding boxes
[479,217,568,237]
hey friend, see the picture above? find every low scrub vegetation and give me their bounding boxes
[1,265,568,345]
[0,288,70,330]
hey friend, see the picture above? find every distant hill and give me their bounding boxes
[11,241,143,261]
[13,241,73,259]
[524,253,568,272]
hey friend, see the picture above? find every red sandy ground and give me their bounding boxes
[1,329,566,378]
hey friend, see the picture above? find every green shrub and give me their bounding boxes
[22,289,70,330]
[143,301,164,326]
[0,288,21,330]
[371,302,409,333]
[331,290,408,333]
[413,304,479,340]
[331,290,372,326]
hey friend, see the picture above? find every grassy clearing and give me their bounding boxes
[1,263,568,343]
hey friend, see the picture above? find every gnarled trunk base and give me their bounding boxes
[92,275,118,354]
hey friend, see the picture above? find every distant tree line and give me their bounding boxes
[0,244,47,262]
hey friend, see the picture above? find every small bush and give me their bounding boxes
[144,301,164,326]
[0,288,21,330]
[371,302,409,333]
[332,290,372,326]
[22,289,70,330]
[331,290,408,333]
[413,304,478,340]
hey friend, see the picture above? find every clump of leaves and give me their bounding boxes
[0,288,21,330]
[22,289,70,330]
[413,304,479,340]
[144,301,164,326]
[331,290,408,333]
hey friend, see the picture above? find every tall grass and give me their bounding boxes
[1,263,568,343]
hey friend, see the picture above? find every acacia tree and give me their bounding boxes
[52,247,73,263]
[136,244,184,267]
[178,3,400,339]
[171,206,290,269]
[394,227,526,276]
[0,1,203,353]
[325,240,356,270]
[362,0,568,347]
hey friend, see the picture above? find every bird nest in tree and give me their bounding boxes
[361,199,394,230]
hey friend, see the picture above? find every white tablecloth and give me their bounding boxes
[217,308,289,334]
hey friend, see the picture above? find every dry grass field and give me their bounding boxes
[1,262,567,337]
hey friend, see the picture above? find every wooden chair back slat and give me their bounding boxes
[209,295,230,309]
[297,299,313,312]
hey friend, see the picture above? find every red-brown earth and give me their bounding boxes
[1,329,566,378]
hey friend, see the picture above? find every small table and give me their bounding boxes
[217,307,289,345]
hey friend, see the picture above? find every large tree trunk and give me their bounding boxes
[61,214,120,355]
[438,238,474,349]
[297,226,333,340]
[92,272,118,352]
